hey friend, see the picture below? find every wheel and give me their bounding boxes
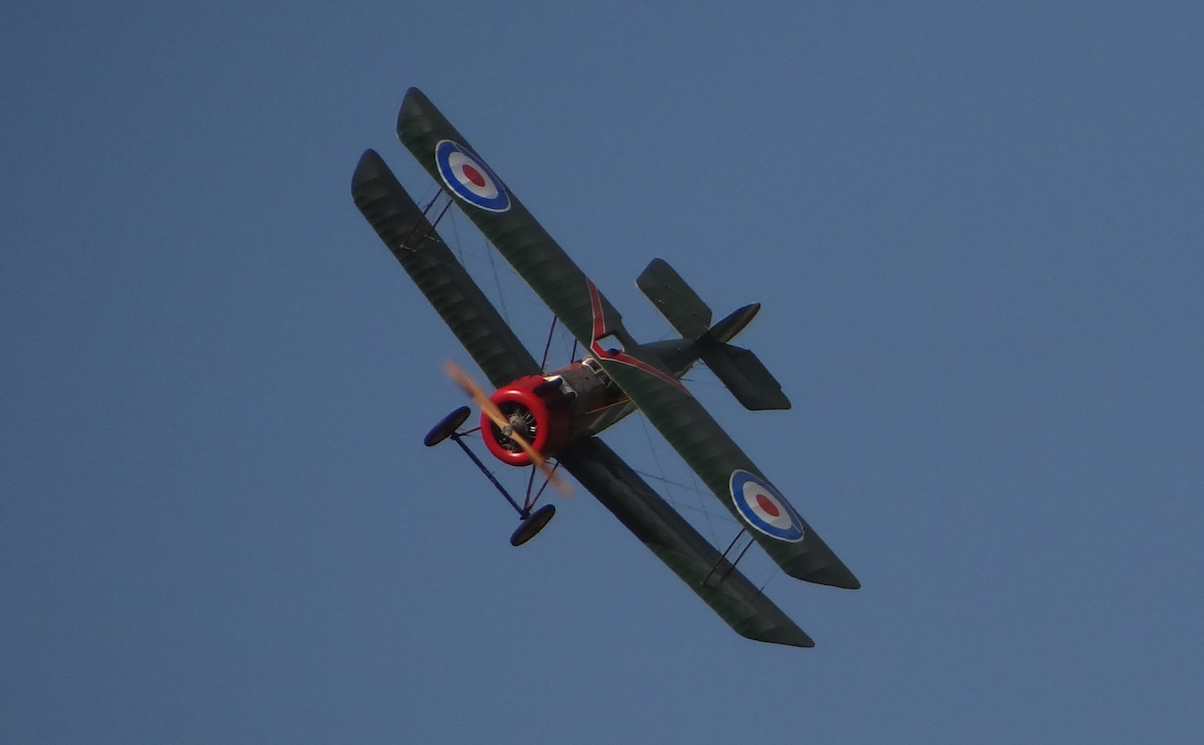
[423,406,472,447]
[510,504,556,547]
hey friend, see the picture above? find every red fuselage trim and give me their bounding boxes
[586,280,691,395]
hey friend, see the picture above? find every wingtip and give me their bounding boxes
[734,612,816,648]
[802,562,861,590]
[351,148,400,197]
[398,87,434,131]
[352,146,383,176]
[748,624,816,648]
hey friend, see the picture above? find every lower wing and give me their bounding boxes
[559,436,814,648]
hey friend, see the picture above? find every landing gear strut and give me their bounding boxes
[424,406,557,545]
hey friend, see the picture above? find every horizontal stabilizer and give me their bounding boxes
[636,258,712,340]
[698,340,791,411]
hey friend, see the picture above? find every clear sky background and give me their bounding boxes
[3,2,1202,743]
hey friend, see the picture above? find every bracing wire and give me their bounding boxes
[446,207,468,268]
[757,566,783,597]
[485,238,510,325]
[539,316,558,373]
[636,415,724,544]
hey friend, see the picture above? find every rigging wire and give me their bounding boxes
[414,182,438,217]
[538,316,558,373]
[629,468,735,522]
[446,207,468,267]
[636,415,724,543]
[757,566,783,597]
[637,415,673,503]
[685,467,720,538]
[485,236,510,325]
[428,198,454,233]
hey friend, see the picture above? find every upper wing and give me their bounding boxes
[395,89,630,352]
[350,149,540,389]
[558,436,814,648]
[396,88,859,590]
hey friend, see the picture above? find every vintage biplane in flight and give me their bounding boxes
[351,88,858,648]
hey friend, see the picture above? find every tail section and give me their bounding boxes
[635,258,712,339]
[636,259,790,411]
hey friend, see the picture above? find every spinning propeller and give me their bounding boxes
[443,360,572,498]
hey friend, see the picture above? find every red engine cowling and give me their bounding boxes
[481,375,574,466]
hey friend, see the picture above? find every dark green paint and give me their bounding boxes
[395,88,859,592]
[350,149,539,389]
[637,258,791,411]
[636,258,713,340]
[350,147,813,646]
[559,437,813,648]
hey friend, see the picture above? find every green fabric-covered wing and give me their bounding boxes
[559,436,813,647]
[396,88,859,590]
[396,89,626,349]
[350,148,540,389]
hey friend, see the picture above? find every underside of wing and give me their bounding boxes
[558,436,814,648]
[351,149,540,388]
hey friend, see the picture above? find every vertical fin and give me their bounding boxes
[636,259,712,340]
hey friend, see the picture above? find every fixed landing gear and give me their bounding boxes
[510,504,556,547]
[423,405,471,447]
[424,406,558,546]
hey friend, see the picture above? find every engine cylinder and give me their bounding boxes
[481,375,573,466]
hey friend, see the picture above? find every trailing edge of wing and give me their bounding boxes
[558,436,814,648]
[350,149,540,389]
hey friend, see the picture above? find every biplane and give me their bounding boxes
[351,88,858,648]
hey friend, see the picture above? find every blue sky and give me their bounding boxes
[3,2,1202,742]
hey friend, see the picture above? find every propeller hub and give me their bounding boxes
[478,374,573,467]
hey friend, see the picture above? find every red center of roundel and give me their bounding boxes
[755,493,780,517]
[461,163,487,188]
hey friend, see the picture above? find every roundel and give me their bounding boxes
[434,140,510,212]
[729,470,805,543]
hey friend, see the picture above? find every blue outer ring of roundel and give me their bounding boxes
[434,140,511,213]
[729,470,806,543]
